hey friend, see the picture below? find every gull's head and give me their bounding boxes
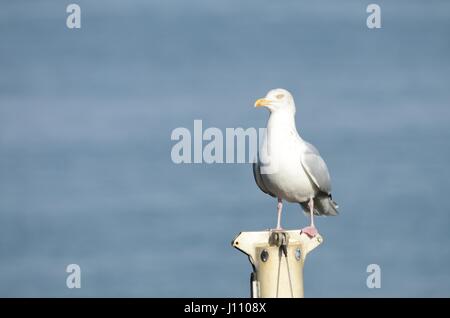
[254,88,296,114]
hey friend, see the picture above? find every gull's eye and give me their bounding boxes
[276,94,284,100]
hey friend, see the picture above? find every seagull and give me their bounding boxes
[252,88,338,237]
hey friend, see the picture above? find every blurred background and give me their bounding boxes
[1,0,449,297]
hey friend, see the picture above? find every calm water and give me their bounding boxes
[1,0,450,297]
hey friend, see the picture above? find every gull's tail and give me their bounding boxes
[300,195,339,216]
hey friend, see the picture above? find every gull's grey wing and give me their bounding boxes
[301,142,332,194]
[253,161,276,198]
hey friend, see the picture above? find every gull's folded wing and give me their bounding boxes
[253,161,276,198]
[300,142,332,194]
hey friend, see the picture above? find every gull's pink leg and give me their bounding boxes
[276,198,283,230]
[301,198,318,237]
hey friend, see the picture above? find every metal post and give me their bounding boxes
[232,229,323,298]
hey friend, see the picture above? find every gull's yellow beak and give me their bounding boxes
[254,98,272,108]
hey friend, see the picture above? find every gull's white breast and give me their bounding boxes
[259,115,316,203]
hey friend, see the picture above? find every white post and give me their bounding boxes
[232,229,323,298]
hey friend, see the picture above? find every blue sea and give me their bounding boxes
[1,0,449,297]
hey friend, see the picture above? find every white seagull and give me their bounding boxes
[253,88,339,237]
